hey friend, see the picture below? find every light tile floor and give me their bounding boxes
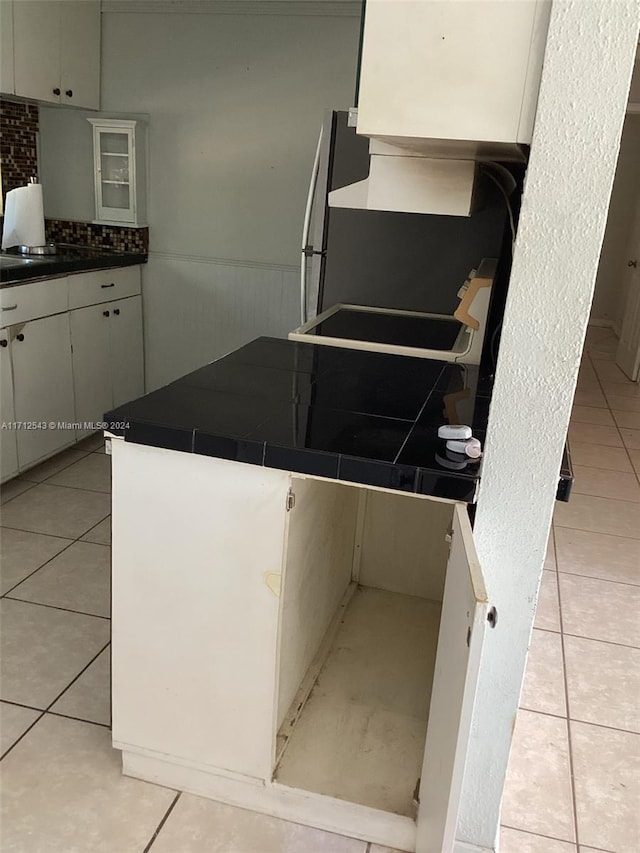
[0,327,638,852]
[500,326,640,853]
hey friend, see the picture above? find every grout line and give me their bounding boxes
[0,480,37,506]
[19,449,94,486]
[43,641,111,715]
[499,823,581,850]
[18,481,111,496]
[45,710,111,729]
[556,567,640,587]
[1,509,112,602]
[0,526,75,542]
[0,698,45,713]
[1,596,111,621]
[392,364,448,464]
[0,710,46,761]
[501,822,581,848]
[0,511,111,546]
[0,538,78,598]
[518,704,639,737]
[555,490,640,506]
[555,571,640,591]
[519,705,567,722]
[142,792,182,853]
[560,631,640,651]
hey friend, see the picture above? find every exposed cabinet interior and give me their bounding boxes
[111,446,487,852]
[274,481,453,820]
[276,586,441,816]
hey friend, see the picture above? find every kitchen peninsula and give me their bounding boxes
[105,337,493,853]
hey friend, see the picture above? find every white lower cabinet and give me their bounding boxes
[0,265,143,482]
[12,313,76,469]
[111,443,489,853]
[69,303,114,439]
[0,327,19,481]
[110,296,144,409]
[70,295,144,437]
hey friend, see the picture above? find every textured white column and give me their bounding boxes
[458,1,640,849]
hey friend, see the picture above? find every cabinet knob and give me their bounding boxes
[113,308,120,315]
[0,340,7,348]
[16,333,25,342]
[53,87,61,96]
[65,89,73,98]
[103,310,110,317]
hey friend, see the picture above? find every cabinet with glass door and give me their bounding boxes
[88,119,146,226]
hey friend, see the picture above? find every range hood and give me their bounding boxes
[328,141,478,217]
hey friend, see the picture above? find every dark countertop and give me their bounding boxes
[106,337,491,502]
[0,244,147,286]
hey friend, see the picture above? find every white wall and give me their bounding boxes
[590,114,640,329]
[38,106,149,222]
[100,1,360,389]
[458,3,640,850]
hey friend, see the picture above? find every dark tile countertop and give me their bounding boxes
[0,244,147,286]
[106,337,491,502]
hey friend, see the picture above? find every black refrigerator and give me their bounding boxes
[301,111,513,361]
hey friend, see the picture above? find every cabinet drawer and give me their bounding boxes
[68,266,141,310]
[0,277,68,326]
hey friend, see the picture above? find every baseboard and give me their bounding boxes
[120,746,416,852]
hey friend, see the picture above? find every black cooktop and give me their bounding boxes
[312,307,463,351]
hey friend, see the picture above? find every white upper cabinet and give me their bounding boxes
[10,0,100,109]
[60,1,101,109]
[356,0,551,155]
[0,0,15,96]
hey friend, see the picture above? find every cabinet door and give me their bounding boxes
[60,0,100,109]
[12,313,75,469]
[70,304,113,439]
[109,296,144,409]
[416,504,489,853]
[13,0,61,104]
[0,0,14,96]
[93,125,136,223]
[0,327,19,482]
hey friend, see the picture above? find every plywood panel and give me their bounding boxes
[276,477,360,730]
[359,491,454,601]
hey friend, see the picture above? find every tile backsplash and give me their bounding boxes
[45,219,149,254]
[1,98,149,255]
[0,98,39,196]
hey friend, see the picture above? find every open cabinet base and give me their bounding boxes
[111,442,489,853]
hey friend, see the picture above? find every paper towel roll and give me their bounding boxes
[1,183,46,250]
